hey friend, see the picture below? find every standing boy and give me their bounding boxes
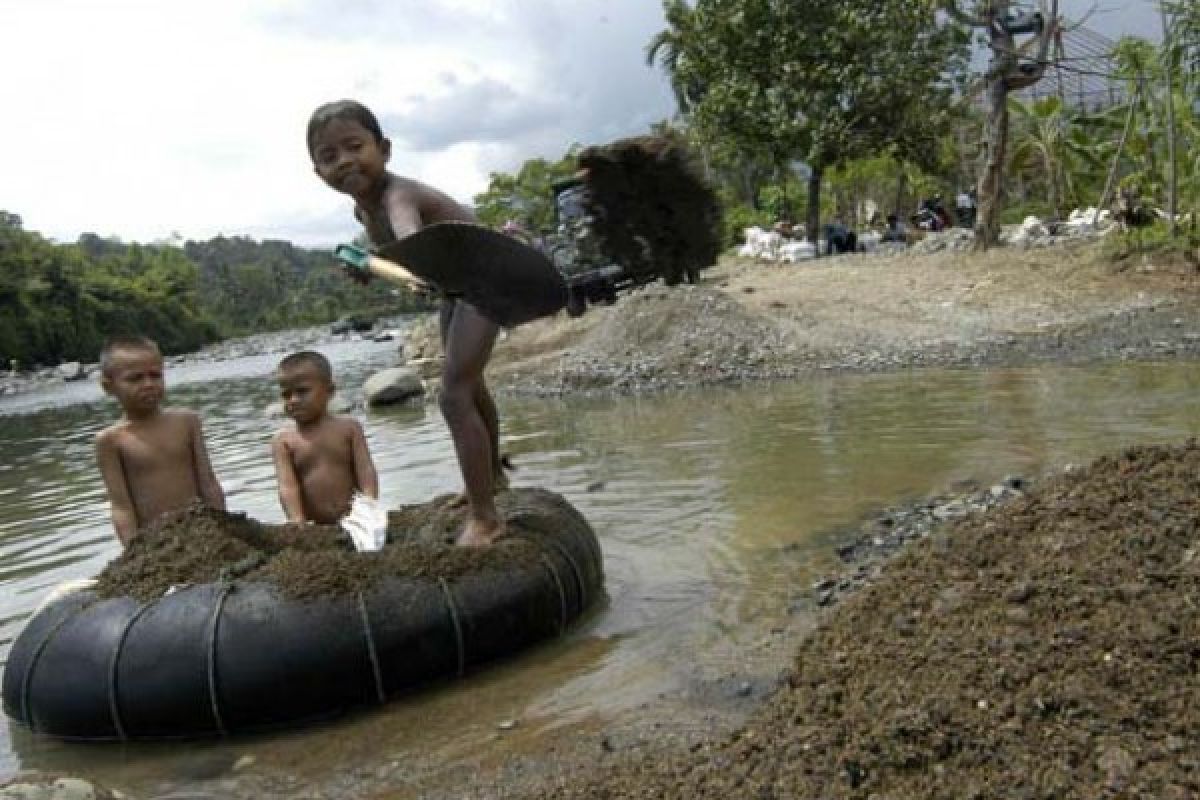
[272,351,379,525]
[306,99,505,546]
[95,336,226,545]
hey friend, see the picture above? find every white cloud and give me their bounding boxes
[0,0,676,247]
[0,0,1156,248]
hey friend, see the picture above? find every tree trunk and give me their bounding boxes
[806,166,823,256]
[1045,150,1061,221]
[1094,82,1141,226]
[1161,5,1178,238]
[974,72,1010,249]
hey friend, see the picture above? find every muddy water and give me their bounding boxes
[0,348,1198,797]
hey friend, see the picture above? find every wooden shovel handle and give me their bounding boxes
[364,254,429,291]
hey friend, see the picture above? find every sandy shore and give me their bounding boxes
[424,239,1200,395]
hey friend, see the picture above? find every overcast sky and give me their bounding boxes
[0,0,1163,247]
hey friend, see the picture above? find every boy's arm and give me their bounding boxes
[349,420,379,499]
[95,431,138,546]
[271,434,308,523]
[188,413,226,511]
[380,186,425,240]
[380,179,475,239]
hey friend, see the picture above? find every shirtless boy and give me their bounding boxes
[271,351,379,524]
[307,99,506,546]
[95,336,226,546]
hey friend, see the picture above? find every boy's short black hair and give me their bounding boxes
[306,100,384,155]
[278,350,334,384]
[100,335,161,376]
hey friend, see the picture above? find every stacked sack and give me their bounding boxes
[737,227,816,263]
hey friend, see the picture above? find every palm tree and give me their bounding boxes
[645,0,705,117]
[1008,95,1077,219]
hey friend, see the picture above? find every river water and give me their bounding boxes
[0,334,1197,797]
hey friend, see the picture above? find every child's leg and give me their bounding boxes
[439,300,504,546]
[475,383,508,488]
[440,300,507,501]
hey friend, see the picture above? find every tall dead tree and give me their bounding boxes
[942,0,1060,249]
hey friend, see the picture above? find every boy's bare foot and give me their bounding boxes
[447,458,513,508]
[456,516,506,548]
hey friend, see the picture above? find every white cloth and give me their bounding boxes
[339,493,388,552]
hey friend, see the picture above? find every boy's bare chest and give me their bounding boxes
[290,430,352,473]
[119,422,190,472]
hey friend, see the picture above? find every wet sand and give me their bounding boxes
[446,441,1200,799]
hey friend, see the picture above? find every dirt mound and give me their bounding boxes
[94,489,582,602]
[539,284,794,391]
[579,135,722,286]
[529,441,1200,799]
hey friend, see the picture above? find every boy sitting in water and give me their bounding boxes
[272,351,379,524]
[95,336,226,546]
[306,99,507,547]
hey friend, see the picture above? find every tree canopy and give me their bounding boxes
[647,0,970,241]
[0,214,429,369]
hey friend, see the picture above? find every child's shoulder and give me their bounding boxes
[329,413,364,432]
[95,419,130,443]
[384,175,471,220]
[160,407,202,427]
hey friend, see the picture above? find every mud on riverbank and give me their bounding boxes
[489,440,1200,799]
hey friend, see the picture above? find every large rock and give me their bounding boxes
[364,367,424,407]
[1,772,126,800]
[56,362,85,381]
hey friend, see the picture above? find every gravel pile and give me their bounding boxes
[520,441,1200,799]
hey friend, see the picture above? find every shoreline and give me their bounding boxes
[399,238,1200,397]
[444,441,1200,799]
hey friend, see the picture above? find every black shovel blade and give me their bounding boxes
[376,222,568,327]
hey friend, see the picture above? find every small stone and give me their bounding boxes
[498,719,519,731]
[1005,582,1035,604]
[1097,745,1135,786]
[232,755,256,772]
[736,682,753,698]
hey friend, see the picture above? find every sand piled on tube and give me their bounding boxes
[93,488,584,602]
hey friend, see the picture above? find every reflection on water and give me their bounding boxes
[1,349,1198,796]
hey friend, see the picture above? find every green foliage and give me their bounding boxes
[648,0,970,241]
[0,214,430,368]
[0,215,218,366]
[182,236,425,336]
[722,202,774,246]
[473,153,580,233]
[1100,217,1200,261]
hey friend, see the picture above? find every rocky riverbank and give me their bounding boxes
[397,238,1200,397]
[0,321,409,402]
[468,440,1200,799]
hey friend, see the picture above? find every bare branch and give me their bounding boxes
[1058,1,1098,33]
